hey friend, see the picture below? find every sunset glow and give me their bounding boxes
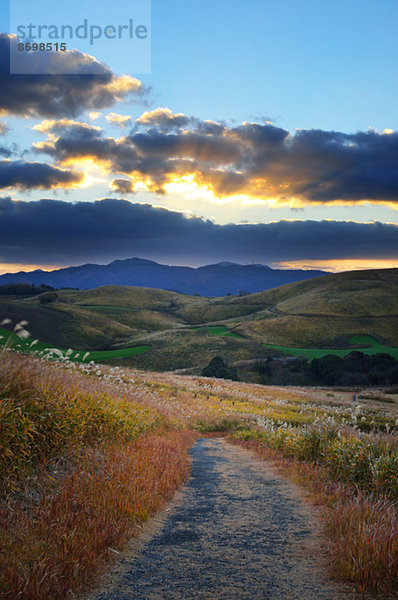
[0,263,62,275]
[275,259,398,273]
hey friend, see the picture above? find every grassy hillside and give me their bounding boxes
[263,335,398,361]
[234,269,398,347]
[0,269,397,372]
[0,286,199,349]
[228,268,398,313]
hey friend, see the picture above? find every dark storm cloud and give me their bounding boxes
[0,160,83,189]
[34,113,398,205]
[0,34,146,118]
[111,179,136,194]
[130,130,240,163]
[0,198,397,266]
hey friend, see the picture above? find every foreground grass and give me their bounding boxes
[231,438,397,598]
[0,352,194,599]
[1,348,397,599]
[232,424,397,597]
[0,431,194,600]
[233,421,397,498]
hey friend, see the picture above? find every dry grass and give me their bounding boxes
[233,423,398,498]
[1,344,397,599]
[232,438,398,598]
[0,353,162,493]
[327,492,397,597]
[0,350,195,599]
[0,430,194,600]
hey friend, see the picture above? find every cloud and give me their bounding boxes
[33,119,103,134]
[0,160,84,190]
[0,34,147,118]
[0,145,18,158]
[34,124,139,175]
[0,198,397,266]
[88,111,101,121]
[111,179,136,194]
[105,112,132,128]
[34,110,398,206]
[136,107,191,131]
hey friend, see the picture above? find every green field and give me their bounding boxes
[349,335,381,346]
[263,335,398,361]
[0,327,151,362]
[192,325,243,338]
[81,346,151,360]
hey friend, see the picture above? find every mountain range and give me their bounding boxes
[0,257,327,296]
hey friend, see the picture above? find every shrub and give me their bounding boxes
[39,292,58,304]
[201,356,239,381]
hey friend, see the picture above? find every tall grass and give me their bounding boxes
[327,491,397,597]
[1,342,397,599]
[234,420,398,498]
[0,353,162,493]
[0,431,194,600]
[0,351,195,599]
[232,428,398,597]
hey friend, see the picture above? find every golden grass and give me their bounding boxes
[1,347,397,599]
[0,354,162,493]
[0,351,195,599]
[0,430,194,600]
[231,439,398,597]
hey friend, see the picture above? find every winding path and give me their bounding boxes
[87,438,354,600]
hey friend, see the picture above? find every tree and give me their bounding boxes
[201,356,239,381]
[310,354,344,386]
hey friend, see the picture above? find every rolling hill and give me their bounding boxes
[232,268,398,347]
[0,268,397,375]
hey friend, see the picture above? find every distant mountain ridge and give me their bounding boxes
[0,257,327,296]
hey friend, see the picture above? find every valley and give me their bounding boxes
[1,268,397,379]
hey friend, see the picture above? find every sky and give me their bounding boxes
[0,0,398,273]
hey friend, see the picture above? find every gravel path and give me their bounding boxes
[86,438,354,600]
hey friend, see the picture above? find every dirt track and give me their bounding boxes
[86,438,356,600]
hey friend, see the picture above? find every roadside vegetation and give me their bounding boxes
[0,343,195,600]
[1,323,397,599]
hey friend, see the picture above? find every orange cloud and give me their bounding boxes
[33,114,398,207]
[33,119,102,133]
